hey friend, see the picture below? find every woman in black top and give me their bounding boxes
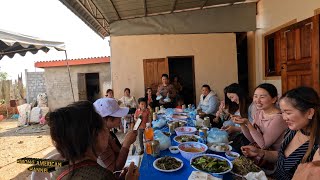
[241,87,320,180]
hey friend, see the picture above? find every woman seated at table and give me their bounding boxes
[48,101,139,180]
[156,74,177,108]
[233,83,287,151]
[119,88,138,113]
[214,83,252,152]
[241,86,320,180]
[196,84,219,126]
[145,87,158,109]
[94,98,137,172]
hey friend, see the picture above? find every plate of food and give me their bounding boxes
[190,154,232,175]
[209,143,232,152]
[153,156,184,172]
[172,113,188,120]
[231,156,261,179]
[173,134,200,144]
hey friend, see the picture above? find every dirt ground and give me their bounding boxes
[0,119,138,180]
[0,119,54,180]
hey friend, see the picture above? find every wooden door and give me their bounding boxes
[78,73,87,100]
[143,58,169,93]
[281,15,319,93]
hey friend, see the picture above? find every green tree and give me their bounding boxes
[0,72,8,81]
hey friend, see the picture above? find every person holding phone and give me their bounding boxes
[94,98,137,172]
[48,101,139,180]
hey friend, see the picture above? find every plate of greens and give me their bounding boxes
[153,156,184,172]
[190,154,232,175]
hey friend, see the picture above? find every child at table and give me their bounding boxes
[176,96,184,109]
[134,97,150,155]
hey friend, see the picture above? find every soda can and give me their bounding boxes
[168,122,175,134]
[203,117,210,127]
[155,107,159,112]
[151,140,160,157]
[199,127,208,137]
[153,112,157,121]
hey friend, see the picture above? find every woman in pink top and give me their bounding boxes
[233,83,287,151]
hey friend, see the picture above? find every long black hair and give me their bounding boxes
[280,86,320,163]
[47,101,104,165]
[225,83,251,118]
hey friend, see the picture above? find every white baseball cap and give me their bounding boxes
[93,98,129,117]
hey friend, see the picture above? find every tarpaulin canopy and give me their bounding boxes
[0,29,65,60]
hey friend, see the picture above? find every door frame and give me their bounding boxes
[167,56,196,105]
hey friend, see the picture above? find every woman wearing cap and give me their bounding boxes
[48,101,139,180]
[94,97,138,172]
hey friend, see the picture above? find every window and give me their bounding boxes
[265,32,281,77]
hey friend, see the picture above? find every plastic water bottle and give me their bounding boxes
[199,131,207,144]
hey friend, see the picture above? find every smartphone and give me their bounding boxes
[133,118,142,131]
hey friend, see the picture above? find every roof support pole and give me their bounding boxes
[64,50,75,102]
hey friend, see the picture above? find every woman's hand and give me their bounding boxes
[293,161,320,180]
[241,145,262,158]
[232,116,249,125]
[123,131,137,149]
[221,125,237,134]
[125,162,139,180]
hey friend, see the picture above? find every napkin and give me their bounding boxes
[244,171,268,180]
[188,171,222,180]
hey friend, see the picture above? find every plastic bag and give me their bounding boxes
[153,130,171,150]
[152,118,167,129]
[207,128,229,144]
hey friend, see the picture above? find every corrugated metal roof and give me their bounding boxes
[59,0,256,38]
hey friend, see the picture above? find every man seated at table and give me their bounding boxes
[196,84,220,127]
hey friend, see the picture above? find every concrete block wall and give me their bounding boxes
[44,63,111,110]
[25,70,46,103]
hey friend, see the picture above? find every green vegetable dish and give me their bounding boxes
[175,135,198,143]
[191,156,230,173]
[156,156,182,170]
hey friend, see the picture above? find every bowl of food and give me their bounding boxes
[169,146,179,154]
[209,143,232,153]
[172,113,188,120]
[175,126,197,136]
[225,151,240,161]
[190,154,233,175]
[153,156,183,172]
[231,156,261,178]
[178,142,207,161]
[173,134,200,145]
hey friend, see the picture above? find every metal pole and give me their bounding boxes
[64,50,75,102]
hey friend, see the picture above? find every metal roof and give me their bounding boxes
[59,0,257,38]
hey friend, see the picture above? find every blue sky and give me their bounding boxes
[0,0,110,81]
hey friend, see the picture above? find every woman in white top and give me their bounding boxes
[119,88,137,114]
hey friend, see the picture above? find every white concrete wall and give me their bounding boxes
[110,34,238,104]
[44,63,111,110]
[249,0,320,95]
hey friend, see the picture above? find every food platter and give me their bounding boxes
[190,154,233,175]
[209,143,232,153]
[153,156,184,172]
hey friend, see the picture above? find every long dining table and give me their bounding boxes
[138,109,234,180]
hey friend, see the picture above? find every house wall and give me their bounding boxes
[43,63,111,110]
[25,71,46,103]
[110,34,238,104]
[248,0,320,95]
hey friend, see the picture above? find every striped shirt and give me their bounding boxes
[274,130,318,180]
